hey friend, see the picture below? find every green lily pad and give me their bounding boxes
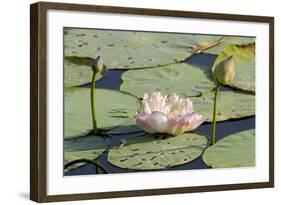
[190,91,255,122]
[212,43,255,92]
[64,134,107,171]
[108,133,208,170]
[203,129,255,168]
[64,28,224,69]
[64,88,140,139]
[120,63,216,98]
[204,36,255,55]
[64,61,103,87]
[105,124,143,135]
[64,55,94,65]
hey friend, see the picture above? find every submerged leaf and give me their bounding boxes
[64,88,140,139]
[108,133,208,170]
[203,129,255,168]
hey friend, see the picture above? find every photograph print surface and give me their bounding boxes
[63,28,255,176]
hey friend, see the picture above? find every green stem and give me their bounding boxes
[91,72,98,134]
[211,84,220,145]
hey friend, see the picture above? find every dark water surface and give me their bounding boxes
[65,54,255,176]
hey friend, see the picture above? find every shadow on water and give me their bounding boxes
[65,53,255,176]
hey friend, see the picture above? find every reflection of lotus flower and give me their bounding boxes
[135,91,205,135]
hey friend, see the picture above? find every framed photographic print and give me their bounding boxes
[30,1,274,202]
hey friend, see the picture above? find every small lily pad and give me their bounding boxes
[203,129,255,168]
[64,28,224,69]
[212,43,255,92]
[64,88,140,139]
[108,133,208,170]
[190,91,255,122]
[64,134,107,171]
[121,63,216,98]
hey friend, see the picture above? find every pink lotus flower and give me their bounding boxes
[135,91,205,135]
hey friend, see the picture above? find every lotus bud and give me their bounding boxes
[92,56,104,74]
[214,55,235,85]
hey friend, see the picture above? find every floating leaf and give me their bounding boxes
[121,63,215,98]
[105,124,143,135]
[203,129,255,168]
[65,56,94,65]
[108,133,208,170]
[190,91,255,122]
[64,28,224,69]
[64,134,107,171]
[64,61,103,87]
[211,43,255,92]
[64,88,140,139]
[204,36,255,55]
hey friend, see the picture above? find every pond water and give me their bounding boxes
[65,53,255,176]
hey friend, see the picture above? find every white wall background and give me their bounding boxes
[0,0,279,204]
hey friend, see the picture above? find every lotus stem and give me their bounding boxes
[211,84,220,145]
[91,72,98,134]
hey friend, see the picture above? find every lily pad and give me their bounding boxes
[105,124,143,135]
[108,133,208,170]
[203,129,255,168]
[64,134,107,171]
[64,61,103,87]
[190,91,255,122]
[64,28,224,69]
[212,43,255,92]
[204,36,255,55]
[64,88,140,139]
[120,63,216,98]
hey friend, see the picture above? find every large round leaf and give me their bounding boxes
[64,88,140,139]
[64,61,103,87]
[105,124,143,135]
[64,134,107,171]
[120,63,216,98]
[190,91,255,122]
[212,43,255,92]
[64,28,224,69]
[108,133,208,170]
[203,129,255,168]
[204,36,255,55]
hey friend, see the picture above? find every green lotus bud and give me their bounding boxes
[214,55,235,85]
[92,56,104,74]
